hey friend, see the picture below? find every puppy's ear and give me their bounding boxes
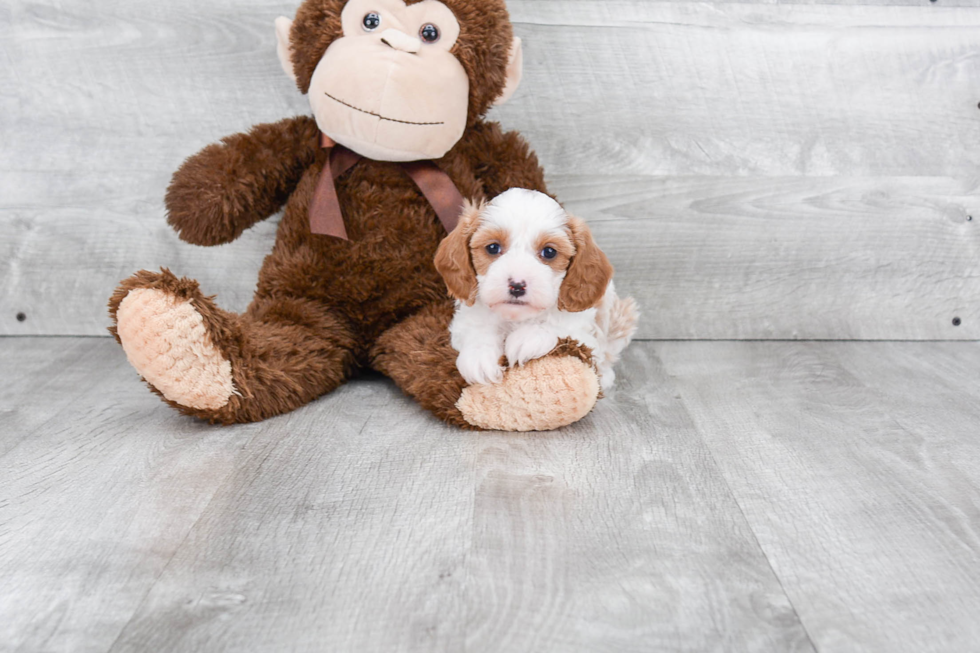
[435,200,483,306]
[559,216,614,313]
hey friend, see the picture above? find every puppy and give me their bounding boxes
[434,189,638,390]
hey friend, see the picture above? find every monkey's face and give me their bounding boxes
[278,0,522,162]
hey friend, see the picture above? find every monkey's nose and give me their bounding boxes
[508,280,527,298]
[379,29,421,54]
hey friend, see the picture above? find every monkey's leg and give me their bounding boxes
[371,303,601,432]
[370,302,475,429]
[457,339,601,432]
[109,269,356,424]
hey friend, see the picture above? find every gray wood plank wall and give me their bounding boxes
[1,0,978,339]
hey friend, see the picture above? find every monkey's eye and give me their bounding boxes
[362,12,381,31]
[420,24,440,43]
[541,247,558,260]
[485,243,501,256]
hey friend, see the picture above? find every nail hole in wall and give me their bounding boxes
[952,317,962,327]
[16,312,27,322]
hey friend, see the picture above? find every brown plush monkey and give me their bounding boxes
[108,0,601,431]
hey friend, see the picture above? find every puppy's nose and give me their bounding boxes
[508,280,527,298]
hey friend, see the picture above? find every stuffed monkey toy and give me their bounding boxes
[108,0,601,431]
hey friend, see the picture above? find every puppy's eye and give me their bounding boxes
[363,12,381,31]
[485,243,501,256]
[541,247,558,260]
[420,24,440,43]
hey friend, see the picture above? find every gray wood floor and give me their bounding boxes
[2,337,979,653]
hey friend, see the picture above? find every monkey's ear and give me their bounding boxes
[494,37,523,106]
[275,17,298,84]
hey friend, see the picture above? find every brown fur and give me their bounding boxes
[535,232,575,273]
[433,200,484,306]
[370,302,475,429]
[108,0,590,426]
[469,228,512,277]
[288,0,515,121]
[166,117,321,246]
[109,268,357,424]
[558,216,614,313]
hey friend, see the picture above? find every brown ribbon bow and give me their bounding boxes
[309,133,464,240]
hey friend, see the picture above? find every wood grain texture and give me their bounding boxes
[4,338,980,651]
[463,345,814,653]
[4,1,977,177]
[3,174,977,339]
[574,175,980,340]
[0,339,261,653]
[0,337,111,456]
[657,340,980,653]
[2,0,979,338]
[105,378,475,653]
[502,2,980,177]
[527,0,980,7]
[0,338,817,653]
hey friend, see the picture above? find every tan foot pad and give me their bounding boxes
[116,289,235,411]
[457,355,600,432]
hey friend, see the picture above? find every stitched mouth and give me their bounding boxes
[324,92,445,126]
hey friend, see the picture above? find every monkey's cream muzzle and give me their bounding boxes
[307,32,470,162]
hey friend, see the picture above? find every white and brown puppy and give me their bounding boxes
[435,189,638,390]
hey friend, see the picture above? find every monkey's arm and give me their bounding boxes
[461,121,549,198]
[165,116,321,246]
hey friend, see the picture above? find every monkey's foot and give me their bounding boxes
[109,270,236,414]
[457,339,600,432]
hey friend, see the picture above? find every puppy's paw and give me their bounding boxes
[505,326,560,367]
[457,348,504,386]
